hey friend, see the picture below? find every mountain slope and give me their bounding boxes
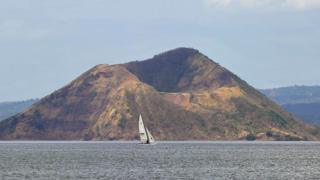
[0,48,318,140]
[0,99,38,121]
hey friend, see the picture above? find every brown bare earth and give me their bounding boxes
[0,48,319,140]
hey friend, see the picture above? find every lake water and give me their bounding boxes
[0,141,319,180]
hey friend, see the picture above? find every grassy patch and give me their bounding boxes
[269,111,287,127]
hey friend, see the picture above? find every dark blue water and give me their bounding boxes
[0,141,319,180]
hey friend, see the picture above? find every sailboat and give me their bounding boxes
[138,114,155,144]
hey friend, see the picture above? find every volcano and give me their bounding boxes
[0,48,318,140]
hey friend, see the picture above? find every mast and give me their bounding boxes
[145,126,150,144]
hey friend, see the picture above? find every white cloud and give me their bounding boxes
[284,0,320,9]
[204,0,320,10]
[205,0,232,7]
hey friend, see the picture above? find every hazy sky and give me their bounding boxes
[0,0,320,101]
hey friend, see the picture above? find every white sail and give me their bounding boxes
[138,114,148,144]
[146,128,155,143]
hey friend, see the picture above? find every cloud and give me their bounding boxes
[204,0,320,10]
[204,0,232,7]
[285,0,320,9]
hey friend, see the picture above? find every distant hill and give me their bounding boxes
[0,99,38,121]
[261,86,320,125]
[282,103,320,125]
[261,86,320,105]
[0,48,318,141]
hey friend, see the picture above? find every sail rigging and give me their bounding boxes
[138,115,148,144]
[146,128,155,143]
[138,114,155,144]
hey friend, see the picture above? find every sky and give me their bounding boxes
[0,0,320,101]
